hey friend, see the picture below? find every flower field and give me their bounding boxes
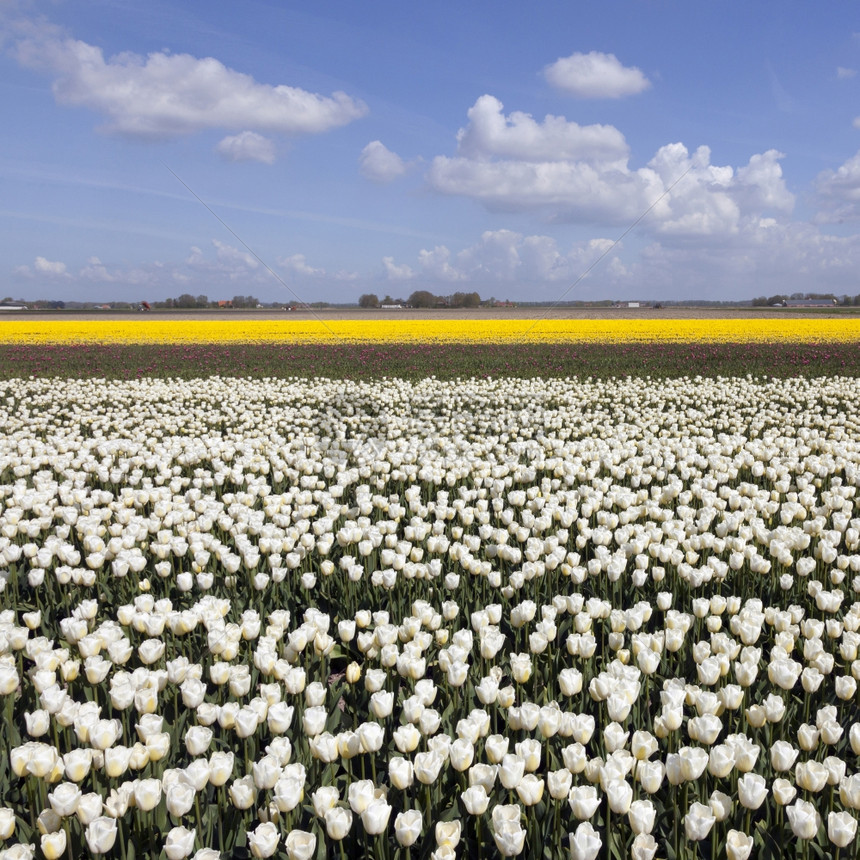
[1,373,860,860]
[0,341,858,382]
[1,318,860,345]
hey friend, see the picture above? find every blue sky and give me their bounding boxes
[3,0,860,303]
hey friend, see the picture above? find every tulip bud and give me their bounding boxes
[41,829,67,860]
[568,821,602,860]
[85,817,118,855]
[394,809,422,847]
[324,807,352,841]
[787,799,821,840]
[828,811,858,848]
[725,830,753,860]
[164,826,196,860]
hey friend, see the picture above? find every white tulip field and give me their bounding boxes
[1,374,860,860]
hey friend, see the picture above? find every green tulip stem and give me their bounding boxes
[606,801,612,860]
[61,818,75,860]
[119,822,129,860]
[195,793,203,844]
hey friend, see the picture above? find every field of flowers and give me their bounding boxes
[1,373,860,860]
[0,340,858,382]
[1,318,860,345]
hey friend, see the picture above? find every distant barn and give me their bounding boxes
[779,298,838,308]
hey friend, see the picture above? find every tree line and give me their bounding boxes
[359,291,483,308]
[751,292,860,306]
[155,294,261,308]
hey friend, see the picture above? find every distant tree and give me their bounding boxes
[382,295,395,305]
[448,292,481,308]
[176,293,197,308]
[196,294,209,307]
[407,290,436,308]
[359,293,380,308]
[751,296,768,307]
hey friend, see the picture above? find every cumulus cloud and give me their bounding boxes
[79,256,115,281]
[456,95,628,164]
[814,150,860,221]
[417,246,465,281]
[427,96,794,237]
[13,23,367,140]
[383,230,621,287]
[216,131,276,164]
[184,240,260,282]
[545,51,651,99]
[279,253,324,276]
[359,141,409,183]
[212,239,258,272]
[381,256,414,280]
[35,256,68,275]
[629,219,860,298]
[428,154,654,220]
[13,255,70,278]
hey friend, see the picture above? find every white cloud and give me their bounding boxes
[814,150,860,221]
[14,255,70,278]
[427,97,794,237]
[383,230,621,287]
[628,220,860,298]
[837,66,856,79]
[14,23,368,140]
[212,239,258,272]
[416,245,465,281]
[428,154,653,220]
[34,256,68,275]
[359,141,408,183]
[279,253,324,276]
[79,256,115,281]
[216,131,276,164]
[382,256,414,280]
[455,229,522,279]
[453,231,619,284]
[455,95,628,164]
[545,51,651,99]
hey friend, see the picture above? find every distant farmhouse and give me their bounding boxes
[776,298,838,308]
